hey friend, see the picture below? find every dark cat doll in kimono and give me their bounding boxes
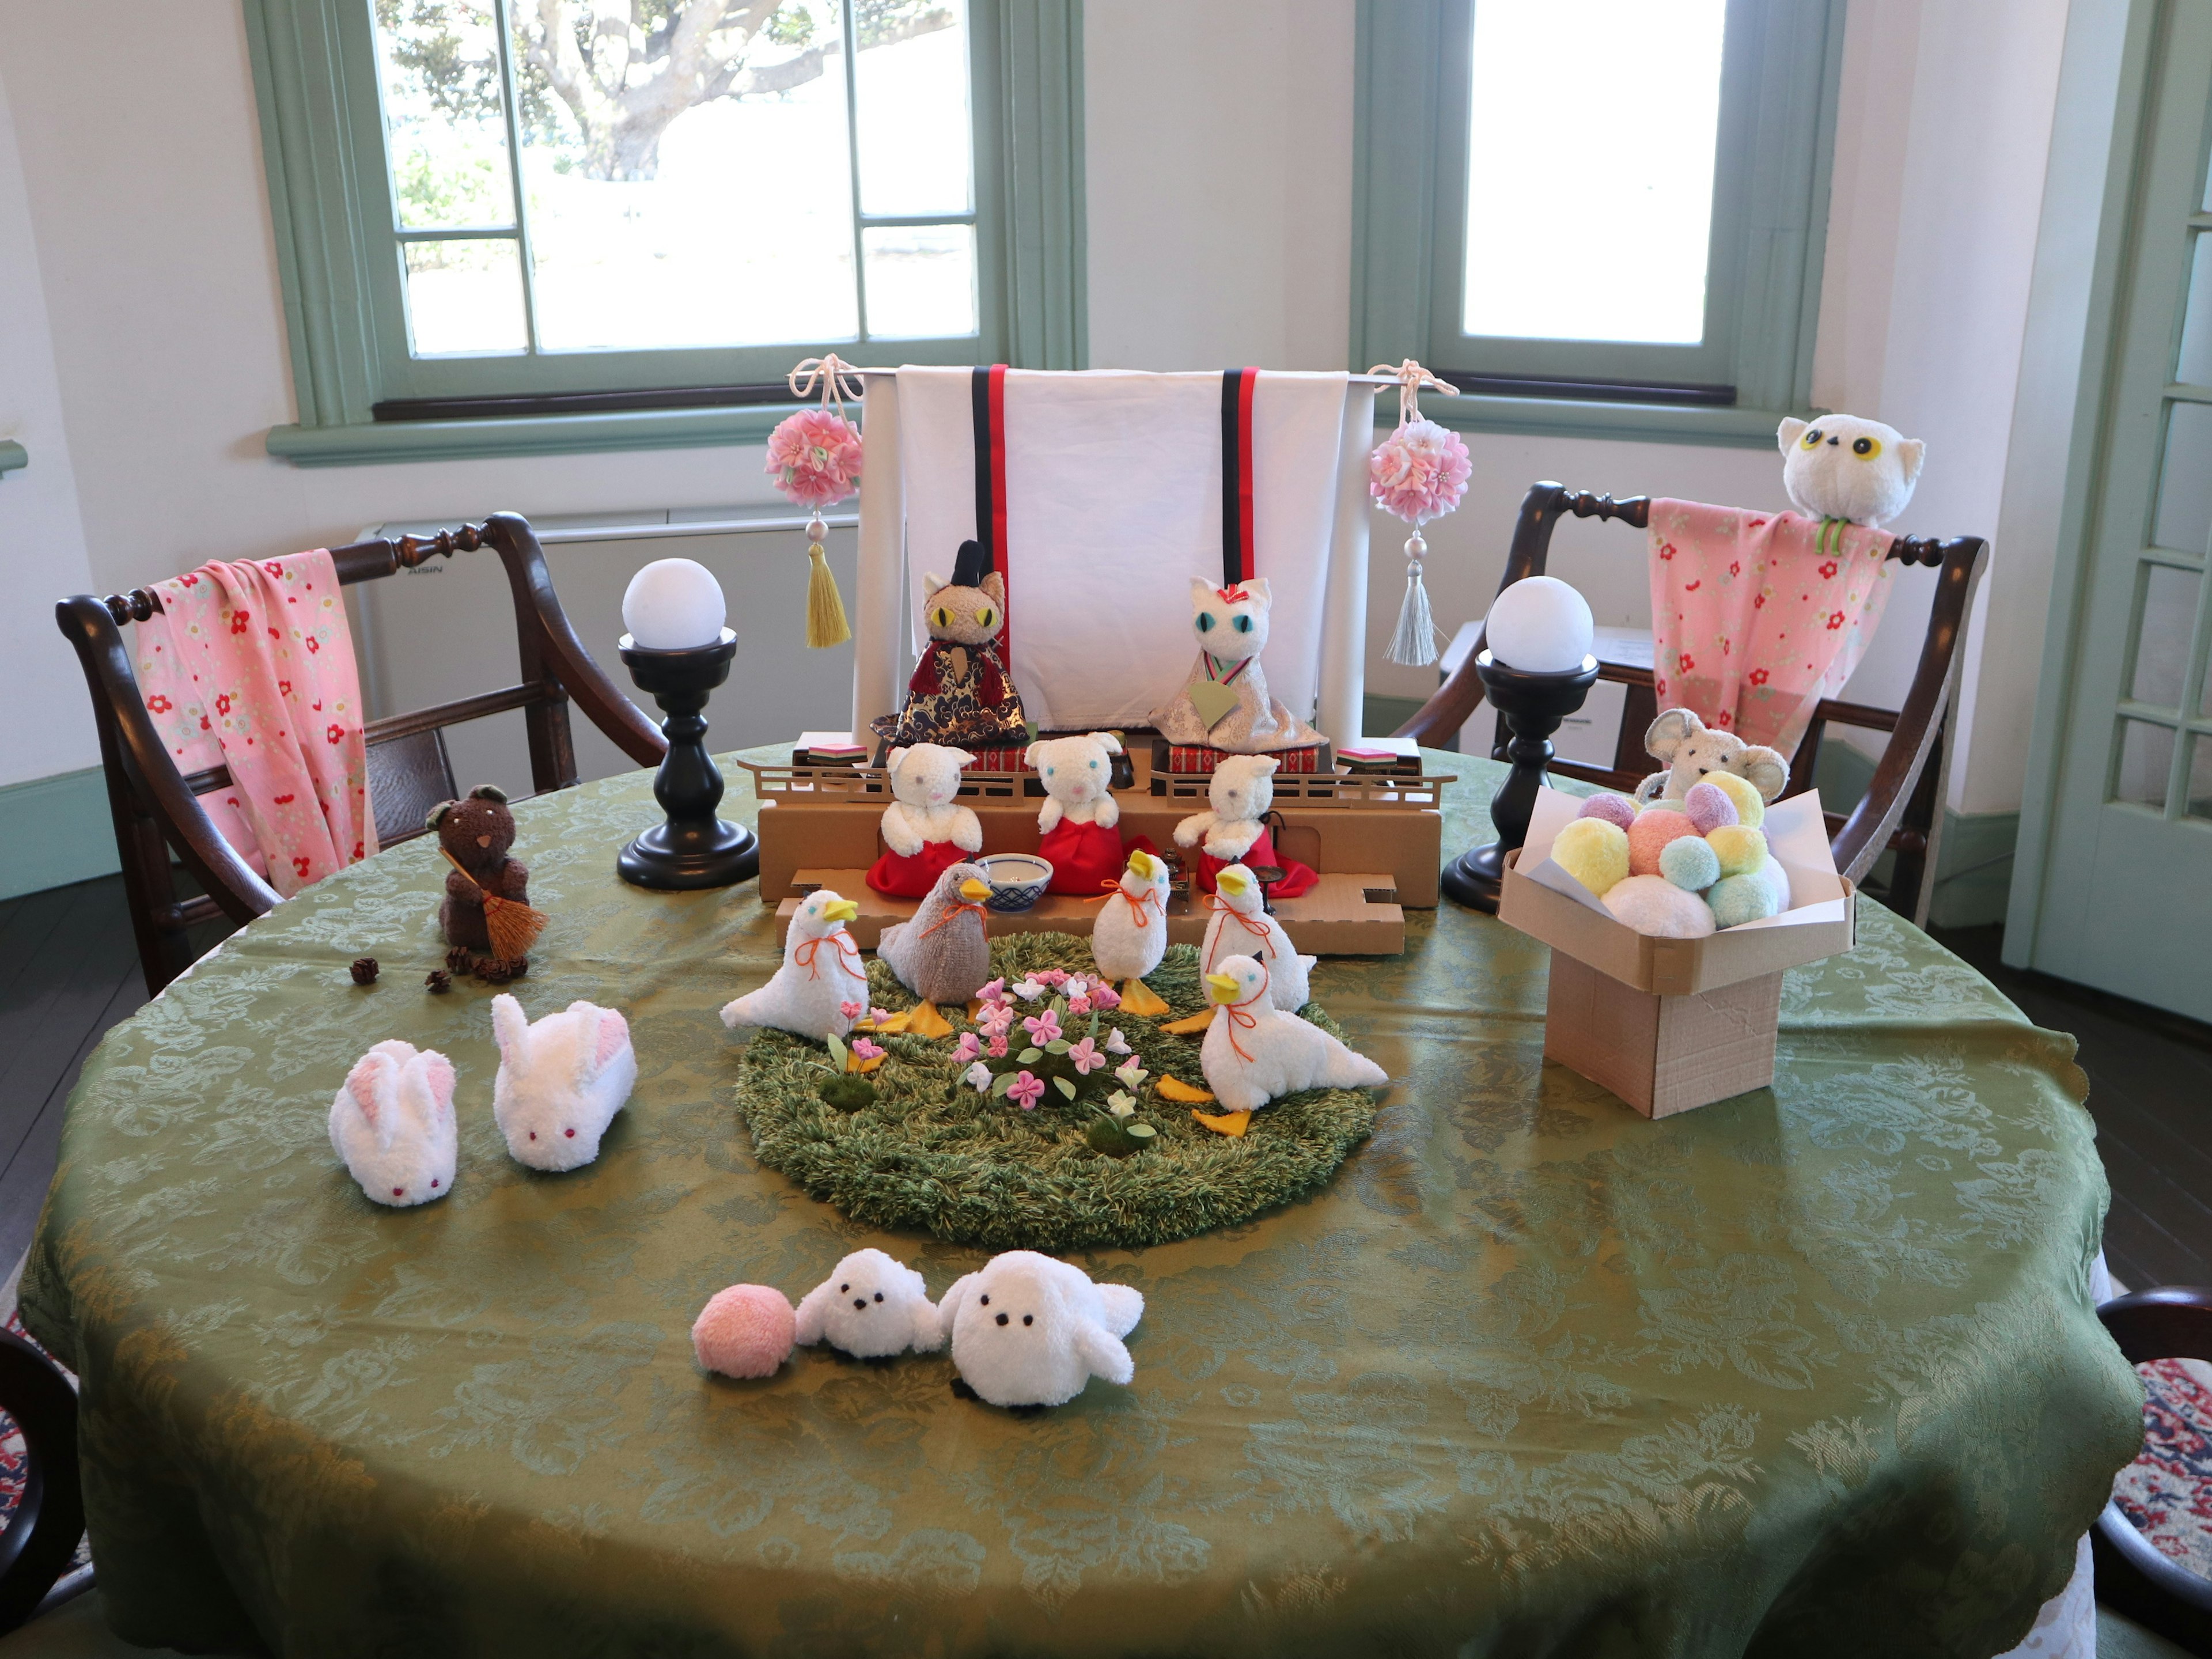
[870,540,1029,751]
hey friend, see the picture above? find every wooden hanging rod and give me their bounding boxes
[97,523,489,626]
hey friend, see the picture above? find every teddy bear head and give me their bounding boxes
[429,785,514,869]
[920,540,1006,646]
[1188,576,1272,663]
[886,743,974,809]
[1642,709,1788,804]
[1777,414,1925,527]
[1024,731,1120,808]
[1206,753,1279,824]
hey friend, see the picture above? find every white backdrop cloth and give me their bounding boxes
[892,368,1353,732]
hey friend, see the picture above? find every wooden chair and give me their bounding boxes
[2090,1286,2212,1654]
[54,513,666,997]
[0,1330,83,1637]
[1395,483,1990,925]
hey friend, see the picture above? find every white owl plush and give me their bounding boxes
[1778,415,1925,528]
[328,1039,457,1207]
[1150,578,1323,754]
[794,1248,944,1359]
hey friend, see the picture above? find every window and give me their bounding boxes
[247,0,1085,463]
[1351,0,1843,445]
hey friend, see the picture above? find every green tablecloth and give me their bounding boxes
[21,750,2141,1658]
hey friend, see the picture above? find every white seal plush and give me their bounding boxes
[940,1251,1144,1408]
[793,1248,945,1360]
[1200,863,1313,1012]
[1199,955,1386,1115]
[491,994,637,1172]
[1089,848,1169,984]
[328,1039,457,1207]
[1777,414,1925,528]
[721,890,868,1040]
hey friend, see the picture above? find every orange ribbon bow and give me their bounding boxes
[1203,892,1275,970]
[919,899,989,940]
[1219,965,1271,1062]
[793,929,862,980]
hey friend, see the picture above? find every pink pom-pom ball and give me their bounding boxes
[1368,418,1471,524]
[1627,809,1700,877]
[692,1284,796,1379]
[1577,793,1638,830]
[764,407,863,509]
[1683,781,1739,835]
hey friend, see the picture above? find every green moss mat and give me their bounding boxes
[733,933,1381,1251]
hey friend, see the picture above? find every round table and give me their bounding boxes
[20,751,2141,1658]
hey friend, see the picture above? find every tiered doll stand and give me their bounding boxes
[743,743,1450,955]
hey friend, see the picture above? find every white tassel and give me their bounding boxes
[1386,531,1440,668]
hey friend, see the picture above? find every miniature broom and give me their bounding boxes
[441,849,548,961]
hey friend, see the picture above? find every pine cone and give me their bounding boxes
[478,959,513,986]
[425,969,452,995]
[349,957,379,986]
[506,955,528,979]
[446,944,475,974]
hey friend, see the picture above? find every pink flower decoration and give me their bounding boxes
[976,976,1007,1006]
[838,1000,863,1020]
[764,407,862,509]
[952,1032,982,1063]
[1006,1071,1045,1110]
[977,1003,1015,1039]
[849,1036,884,1061]
[1036,969,1070,987]
[1022,1009,1061,1044]
[1368,417,1471,525]
[1091,983,1121,1011]
[1066,991,1093,1016]
[870,1006,892,1025]
[1067,1037,1105,1075]
[985,1036,1009,1058]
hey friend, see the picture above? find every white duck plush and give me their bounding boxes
[721,890,868,1040]
[1201,864,1313,1012]
[1199,955,1386,1115]
[1173,753,1278,862]
[940,1251,1145,1409]
[881,743,983,858]
[491,994,637,1172]
[1089,848,1169,984]
[328,1039,457,1207]
[794,1248,945,1360]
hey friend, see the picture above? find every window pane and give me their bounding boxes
[403,238,526,354]
[2129,562,2202,709]
[1461,0,1726,345]
[855,0,972,217]
[507,0,859,350]
[2153,400,2212,554]
[370,0,516,232]
[863,224,976,338]
[2177,233,2212,387]
[2115,718,2176,810]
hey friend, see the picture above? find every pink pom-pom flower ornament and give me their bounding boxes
[1368,360,1469,667]
[768,355,867,649]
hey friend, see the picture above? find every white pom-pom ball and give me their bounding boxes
[622,558,728,650]
[1484,575,1595,674]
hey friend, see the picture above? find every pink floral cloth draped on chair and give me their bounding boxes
[1647,499,1898,757]
[130,551,376,896]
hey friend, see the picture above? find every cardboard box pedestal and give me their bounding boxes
[1501,849,1857,1118]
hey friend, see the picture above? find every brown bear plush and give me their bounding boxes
[432,786,531,956]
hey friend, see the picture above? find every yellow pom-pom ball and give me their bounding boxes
[1706,824,1766,878]
[1703,771,1765,827]
[1554,817,1630,896]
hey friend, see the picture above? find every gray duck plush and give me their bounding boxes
[877,861,993,1006]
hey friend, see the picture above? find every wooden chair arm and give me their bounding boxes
[481,512,666,768]
[2099,1285,2212,1366]
[54,595,281,925]
[1828,538,1988,884]
[2091,1286,2212,1644]
[0,1331,85,1637]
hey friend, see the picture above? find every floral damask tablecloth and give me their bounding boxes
[20,750,2142,1657]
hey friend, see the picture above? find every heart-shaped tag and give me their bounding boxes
[945,646,969,684]
[1187,680,1241,730]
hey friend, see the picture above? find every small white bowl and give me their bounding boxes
[978,854,1053,912]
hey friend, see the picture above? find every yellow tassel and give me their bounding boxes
[805,541,851,649]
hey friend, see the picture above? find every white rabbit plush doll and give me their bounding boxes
[940,1251,1143,1408]
[329,1039,457,1207]
[794,1248,945,1360]
[491,994,637,1172]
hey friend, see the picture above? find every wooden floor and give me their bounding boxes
[1,877,2206,1293]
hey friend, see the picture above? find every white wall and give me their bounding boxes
[0,0,2102,827]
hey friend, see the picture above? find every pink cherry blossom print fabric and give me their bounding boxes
[131,551,376,896]
[1647,500,1897,758]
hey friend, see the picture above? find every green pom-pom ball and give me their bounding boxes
[1658,834,1721,892]
[1708,870,1783,929]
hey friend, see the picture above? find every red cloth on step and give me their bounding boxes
[1192,830,1317,899]
[866,839,966,898]
[1037,819,1124,896]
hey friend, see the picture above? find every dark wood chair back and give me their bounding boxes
[55,512,666,995]
[1394,482,1990,925]
[2090,1286,2212,1653]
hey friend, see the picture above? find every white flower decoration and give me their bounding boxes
[1104,1027,1132,1055]
[1106,1091,1136,1119]
[963,1061,993,1092]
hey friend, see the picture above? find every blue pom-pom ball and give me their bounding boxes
[1708,870,1783,929]
[1658,834,1721,893]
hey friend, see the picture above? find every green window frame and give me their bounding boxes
[245,0,1086,465]
[1350,0,1844,447]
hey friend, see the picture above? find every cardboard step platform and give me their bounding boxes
[777,870,1407,955]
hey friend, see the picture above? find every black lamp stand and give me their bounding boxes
[1440,650,1600,913]
[616,630,759,891]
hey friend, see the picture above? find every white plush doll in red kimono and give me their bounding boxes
[1026,730,1128,896]
[1172,754,1317,899]
[867,743,982,899]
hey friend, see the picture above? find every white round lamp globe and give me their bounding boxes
[1483,575,1594,674]
[622,559,728,650]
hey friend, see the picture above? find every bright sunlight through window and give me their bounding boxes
[370,0,978,359]
[1461,0,1726,346]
